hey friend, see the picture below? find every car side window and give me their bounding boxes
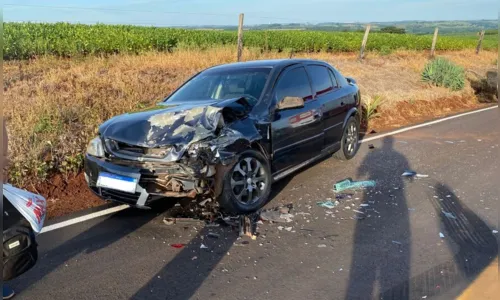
[328,69,339,88]
[306,65,333,96]
[275,67,313,103]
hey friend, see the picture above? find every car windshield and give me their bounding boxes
[165,67,271,104]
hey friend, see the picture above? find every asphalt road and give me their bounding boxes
[9,108,500,300]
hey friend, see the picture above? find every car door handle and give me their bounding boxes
[340,101,345,107]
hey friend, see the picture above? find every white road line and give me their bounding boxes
[39,105,498,234]
[360,105,498,143]
[40,204,130,233]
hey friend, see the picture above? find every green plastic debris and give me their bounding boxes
[334,178,376,192]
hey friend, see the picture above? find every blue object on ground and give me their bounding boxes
[334,179,376,192]
[317,200,339,209]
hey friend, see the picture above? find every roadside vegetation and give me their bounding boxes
[422,58,465,91]
[3,22,498,59]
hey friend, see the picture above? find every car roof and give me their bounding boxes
[205,59,331,72]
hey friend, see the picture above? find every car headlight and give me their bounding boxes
[87,137,105,157]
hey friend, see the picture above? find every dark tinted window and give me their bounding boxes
[275,67,313,102]
[328,69,339,88]
[307,65,333,96]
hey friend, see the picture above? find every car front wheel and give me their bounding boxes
[334,116,360,160]
[218,150,272,214]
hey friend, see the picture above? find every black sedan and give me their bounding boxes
[84,59,361,214]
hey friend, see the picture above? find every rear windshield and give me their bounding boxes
[166,68,271,105]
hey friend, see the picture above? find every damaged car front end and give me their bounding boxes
[85,66,272,213]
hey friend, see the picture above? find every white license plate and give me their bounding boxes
[97,172,138,194]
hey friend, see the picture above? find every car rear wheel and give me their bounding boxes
[218,150,272,214]
[334,116,360,160]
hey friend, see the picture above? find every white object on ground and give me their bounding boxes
[3,184,47,233]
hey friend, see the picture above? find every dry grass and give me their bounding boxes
[3,48,497,185]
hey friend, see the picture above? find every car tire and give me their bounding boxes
[218,149,272,215]
[334,116,360,160]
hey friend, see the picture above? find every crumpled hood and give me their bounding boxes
[99,97,253,150]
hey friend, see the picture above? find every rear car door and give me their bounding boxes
[271,65,324,173]
[307,64,351,148]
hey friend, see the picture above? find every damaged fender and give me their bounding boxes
[97,97,265,199]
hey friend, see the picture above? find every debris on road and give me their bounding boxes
[260,206,294,223]
[285,227,293,232]
[352,209,365,214]
[335,193,353,200]
[368,144,375,149]
[192,256,198,261]
[360,204,369,207]
[392,240,402,245]
[296,212,311,216]
[492,230,498,234]
[239,213,259,239]
[233,241,250,247]
[207,232,220,239]
[162,217,175,225]
[317,244,327,248]
[442,210,457,220]
[439,232,445,238]
[402,171,429,178]
[334,178,376,192]
[200,244,208,249]
[317,200,339,209]
[171,244,185,249]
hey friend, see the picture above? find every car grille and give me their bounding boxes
[105,139,171,159]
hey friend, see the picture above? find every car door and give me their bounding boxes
[305,64,342,149]
[271,65,324,173]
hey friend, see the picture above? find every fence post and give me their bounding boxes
[237,13,244,62]
[359,24,371,60]
[430,27,439,58]
[476,30,485,54]
[265,30,269,52]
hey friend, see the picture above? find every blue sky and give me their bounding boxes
[3,0,498,26]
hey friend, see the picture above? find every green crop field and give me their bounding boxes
[3,22,498,60]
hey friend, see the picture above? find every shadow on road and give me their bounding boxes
[9,201,176,294]
[131,175,293,299]
[345,136,412,299]
[382,183,498,299]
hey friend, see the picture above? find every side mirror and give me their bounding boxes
[277,96,304,111]
[346,77,357,85]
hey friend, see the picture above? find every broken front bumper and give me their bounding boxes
[84,154,209,208]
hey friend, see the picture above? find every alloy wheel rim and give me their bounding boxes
[230,157,267,206]
[345,123,358,155]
